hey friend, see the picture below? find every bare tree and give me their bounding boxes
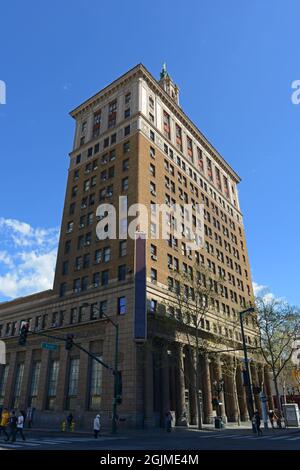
[163,264,229,429]
[255,297,300,414]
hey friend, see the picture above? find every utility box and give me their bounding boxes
[282,403,300,427]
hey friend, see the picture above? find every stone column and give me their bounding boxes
[19,348,33,410]
[143,343,155,427]
[35,349,50,411]
[76,341,90,428]
[264,366,274,410]
[201,356,213,424]
[236,363,249,421]
[188,348,197,425]
[175,343,187,426]
[3,351,17,408]
[223,357,238,422]
[161,342,170,416]
[212,357,227,422]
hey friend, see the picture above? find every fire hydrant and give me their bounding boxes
[61,420,66,432]
[70,421,75,432]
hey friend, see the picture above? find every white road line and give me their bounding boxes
[286,436,300,441]
[0,443,23,449]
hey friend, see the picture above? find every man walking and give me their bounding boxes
[5,410,18,442]
[253,411,263,436]
[15,410,26,441]
[0,408,9,440]
[93,414,101,438]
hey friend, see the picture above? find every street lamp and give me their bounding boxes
[82,302,119,434]
[239,306,255,419]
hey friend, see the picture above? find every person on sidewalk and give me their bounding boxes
[165,411,173,433]
[5,410,18,442]
[0,408,9,440]
[15,410,26,441]
[93,414,101,438]
[253,411,263,436]
[268,410,275,429]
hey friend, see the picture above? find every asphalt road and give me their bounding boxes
[1,427,300,450]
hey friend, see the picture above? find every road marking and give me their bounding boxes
[285,436,300,441]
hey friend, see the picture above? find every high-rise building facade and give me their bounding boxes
[0,64,273,429]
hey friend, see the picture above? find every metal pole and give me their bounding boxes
[240,311,255,419]
[112,323,119,434]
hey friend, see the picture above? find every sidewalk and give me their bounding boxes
[23,422,300,439]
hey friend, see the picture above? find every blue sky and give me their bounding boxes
[0,0,299,305]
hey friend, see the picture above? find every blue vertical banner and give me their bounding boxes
[134,232,147,342]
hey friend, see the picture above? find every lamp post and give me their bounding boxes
[239,307,255,420]
[82,303,119,434]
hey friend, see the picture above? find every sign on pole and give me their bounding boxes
[41,342,59,351]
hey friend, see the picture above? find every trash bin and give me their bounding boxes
[214,417,222,429]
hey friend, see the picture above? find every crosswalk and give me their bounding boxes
[198,431,300,442]
[0,436,125,450]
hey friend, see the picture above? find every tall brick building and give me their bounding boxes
[0,64,273,429]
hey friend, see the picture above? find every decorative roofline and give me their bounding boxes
[69,63,241,183]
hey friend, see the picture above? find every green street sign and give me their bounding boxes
[41,342,58,351]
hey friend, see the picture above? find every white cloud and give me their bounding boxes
[253,281,280,303]
[0,218,59,301]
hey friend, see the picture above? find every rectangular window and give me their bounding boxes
[123,141,130,153]
[12,363,24,409]
[151,268,157,283]
[89,356,102,410]
[103,246,111,262]
[108,99,117,128]
[94,249,101,264]
[101,270,109,286]
[66,358,79,410]
[70,308,78,324]
[93,272,100,288]
[118,264,126,281]
[163,110,171,139]
[187,136,193,161]
[28,361,41,407]
[122,159,129,171]
[119,240,127,257]
[118,296,126,315]
[93,110,101,138]
[46,360,60,410]
[122,177,129,192]
[100,300,108,317]
[175,124,182,151]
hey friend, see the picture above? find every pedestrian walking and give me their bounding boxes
[15,410,26,441]
[93,414,101,438]
[268,410,275,429]
[165,411,173,433]
[253,411,263,436]
[5,410,18,442]
[0,408,9,440]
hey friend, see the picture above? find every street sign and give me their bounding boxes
[41,342,58,351]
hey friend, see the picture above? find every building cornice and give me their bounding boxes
[69,63,241,184]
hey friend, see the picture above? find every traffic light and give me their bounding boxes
[19,322,29,346]
[65,334,74,350]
